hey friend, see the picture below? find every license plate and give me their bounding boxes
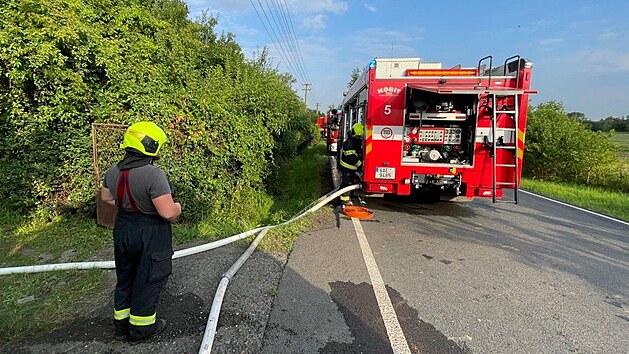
[375,167,395,180]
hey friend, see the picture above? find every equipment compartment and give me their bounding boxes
[402,87,477,166]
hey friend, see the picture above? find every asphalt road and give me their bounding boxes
[262,191,629,353]
[2,190,627,353]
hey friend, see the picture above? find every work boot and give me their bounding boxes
[128,319,167,345]
[114,319,129,341]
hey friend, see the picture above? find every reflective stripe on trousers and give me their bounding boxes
[114,308,130,320]
[130,313,157,326]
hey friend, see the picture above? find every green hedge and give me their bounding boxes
[0,0,316,221]
[524,101,628,193]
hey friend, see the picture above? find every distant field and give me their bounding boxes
[611,132,629,158]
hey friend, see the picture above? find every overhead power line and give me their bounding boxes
[249,0,305,83]
[275,0,310,83]
[266,0,308,83]
[278,0,318,106]
[249,0,318,107]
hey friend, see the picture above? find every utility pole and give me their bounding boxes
[302,83,311,107]
[315,102,320,113]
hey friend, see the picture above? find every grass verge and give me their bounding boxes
[521,178,629,221]
[0,141,329,343]
[0,208,112,343]
[259,142,329,251]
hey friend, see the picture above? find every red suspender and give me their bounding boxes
[116,170,140,212]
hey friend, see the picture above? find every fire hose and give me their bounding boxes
[197,184,362,353]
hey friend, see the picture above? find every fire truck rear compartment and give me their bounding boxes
[403,87,477,166]
[401,86,479,194]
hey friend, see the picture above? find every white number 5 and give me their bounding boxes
[384,104,392,115]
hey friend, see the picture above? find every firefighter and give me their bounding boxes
[100,122,181,343]
[329,109,339,128]
[339,123,364,206]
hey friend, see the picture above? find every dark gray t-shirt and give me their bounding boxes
[103,164,172,214]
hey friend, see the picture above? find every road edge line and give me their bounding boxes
[352,218,411,354]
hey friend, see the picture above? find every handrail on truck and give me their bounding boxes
[503,55,521,88]
[477,55,493,89]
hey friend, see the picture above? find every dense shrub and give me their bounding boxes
[0,0,314,221]
[524,101,628,192]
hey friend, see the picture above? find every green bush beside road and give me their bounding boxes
[0,0,318,223]
[0,0,325,344]
[524,101,625,191]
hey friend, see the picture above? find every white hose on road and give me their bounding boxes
[198,184,359,354]
[198,228,269,354]
[0,185,359,276]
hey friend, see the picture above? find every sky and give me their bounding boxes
[184,0,629,120]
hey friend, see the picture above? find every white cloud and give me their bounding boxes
[365,4,377,13]
[566,19,607,30]
[537,38,564,46]
[597,31,621,41]
[303,14,327,30]
[286,0,348,15]
[581,50,629,73]
[554,48,629,74]
[187,0,252,16]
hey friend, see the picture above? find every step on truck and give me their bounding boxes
[338,55,537,203]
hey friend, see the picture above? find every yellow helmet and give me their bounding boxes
[120,121,167,156]
[351,123,364,137]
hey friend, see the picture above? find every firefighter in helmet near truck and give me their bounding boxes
[100,122,181,343]
[339,123,364,206]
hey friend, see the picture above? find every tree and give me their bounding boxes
[588,116,629,132]
[347,67,361,89]
[567,112,587,122]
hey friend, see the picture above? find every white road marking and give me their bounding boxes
[520,190,629,227]
[352,218,411,354]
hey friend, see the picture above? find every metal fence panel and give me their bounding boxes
[92,123,127,228]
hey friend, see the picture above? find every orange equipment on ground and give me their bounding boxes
[342,206,374,220]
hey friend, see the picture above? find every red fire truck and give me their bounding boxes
[338,55,536,202]
[325,109,342,155]
[316,116,327,137]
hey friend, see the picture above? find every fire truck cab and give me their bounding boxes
[338,55,536,202]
